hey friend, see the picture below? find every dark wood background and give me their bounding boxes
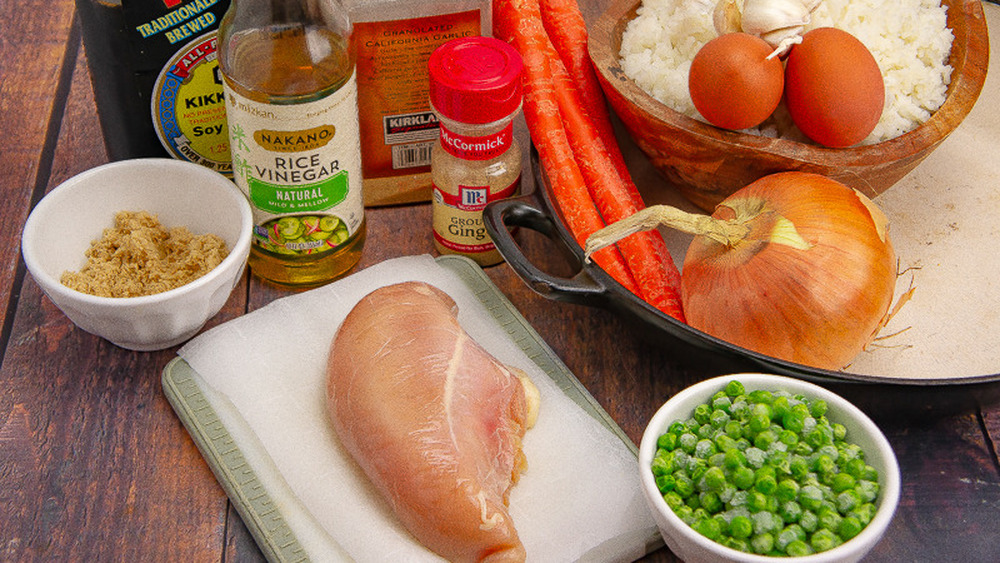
[2,0,999,561]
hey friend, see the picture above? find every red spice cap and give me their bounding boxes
[428,37,523,124]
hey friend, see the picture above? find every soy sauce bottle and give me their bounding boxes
[76,0,232,174]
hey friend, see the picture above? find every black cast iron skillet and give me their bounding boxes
[484,155,1000,420]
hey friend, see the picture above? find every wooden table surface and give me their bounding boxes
[3,0,1000,561]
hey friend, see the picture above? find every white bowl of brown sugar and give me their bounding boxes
[21,158,252,351]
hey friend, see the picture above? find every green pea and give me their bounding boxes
[694,403,712,425]
[748,389,774,405]
[832,472,857,493]
[702,466,727,493]
[663,491,685,511]
[799,509,818,533]
[700,491,724,514]
[751,532,775,554]
[712,395,733,415]
[779,500,803,524]
[755,474,778,495]
[732,466,755,490]
[725,380,746,397]
[657,432,679,451]
[730,515,754,539]
[679,432,698,454]
[786,539,813,557]
[675,472,695,498]
[724,420,744,440]
[810,528,839,552]
[776,479,800,502]
[655,473,676,494]
[838,516,864,540]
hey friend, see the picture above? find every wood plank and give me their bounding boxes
[0,21,255,560]
[0,0,77,346]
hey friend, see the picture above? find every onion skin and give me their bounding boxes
[681,172,896,370]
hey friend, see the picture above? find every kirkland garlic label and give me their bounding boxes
[224,73,364,257]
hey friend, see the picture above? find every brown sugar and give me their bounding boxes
[61,210,229,298]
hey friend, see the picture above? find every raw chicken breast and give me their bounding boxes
[326,281,539,563]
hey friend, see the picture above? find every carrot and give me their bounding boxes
[494,0,640,296]
[537,0,630,181]
[496,0,685,321]
[545,31,685,321]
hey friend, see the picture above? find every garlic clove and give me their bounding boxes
[713,0,744,35]
[741,0,811,41]
[800,0,823,14]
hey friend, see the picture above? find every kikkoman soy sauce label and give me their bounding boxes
[152,32,232,174]
[224,74,364,258]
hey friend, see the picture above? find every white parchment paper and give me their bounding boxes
[178,255,657,562]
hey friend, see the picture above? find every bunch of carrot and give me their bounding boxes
[493,0,686,322]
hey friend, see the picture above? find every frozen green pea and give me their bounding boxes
[848,502,877,526]
[748,389,774,405]
[832,472,856,493]
[675,472,695,498]
[725,380,746,397]
[700,491,724,514]
[655,473,676,494]
[786,539,813,556]
[799,509,818,533]
[837,489,863,514]
[751,532,775,554]
[712,395,733,414]
[663,491,684,511]
[749,412,771,434]
[755,473,778,495]
[724,420,744,440]
[838,516,864,540]
[679,432,698,454]
[776,524,806,552]
[777,479,800,502]
[732,466,755,490]
[779,500,803,524]
[657,432,679,451]
[730,514,754,539]
[818,506,842,531]
[702,466,727,493]
[694,403,712,425]
[799,484,824,512]
[810,528,839,552]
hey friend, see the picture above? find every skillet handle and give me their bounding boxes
[484,194,610,306]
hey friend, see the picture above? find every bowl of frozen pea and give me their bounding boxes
[639,374,900,562]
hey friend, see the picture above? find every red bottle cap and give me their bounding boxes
[428,37,523,124]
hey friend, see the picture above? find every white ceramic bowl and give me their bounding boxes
[639,374,901,563]
[21,159,252,351]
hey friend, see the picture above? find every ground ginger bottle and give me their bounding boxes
[218,0,366,287]
[428,37,524,266]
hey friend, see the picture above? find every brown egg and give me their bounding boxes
[689,32,785,131]
[784,27,885,148]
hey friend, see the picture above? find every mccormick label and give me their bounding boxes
[438,122,514,161]
[432,177,518,254]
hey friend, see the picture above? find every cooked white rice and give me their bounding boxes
[619,0,955,144]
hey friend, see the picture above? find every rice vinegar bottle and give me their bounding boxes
[218,0,366,288]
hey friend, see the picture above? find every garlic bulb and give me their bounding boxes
[713,0,743,35]
[712,0,822,57]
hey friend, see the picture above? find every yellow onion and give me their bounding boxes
[585,171,897,370]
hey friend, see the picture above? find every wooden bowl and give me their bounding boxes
[589,0,989,211]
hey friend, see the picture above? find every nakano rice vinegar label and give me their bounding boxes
[224,72,364,258]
